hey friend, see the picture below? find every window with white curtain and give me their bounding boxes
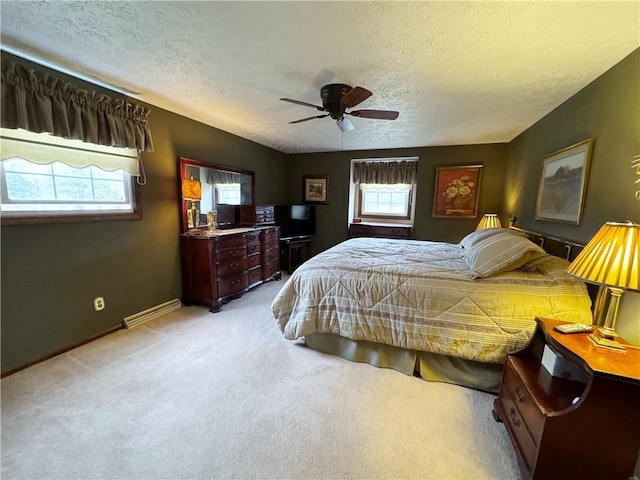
[349,157,418,223]
[0,128,141,223]
[359,184,412,218]
[216,183,241,205]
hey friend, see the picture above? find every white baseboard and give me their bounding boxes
[123,298,182,329]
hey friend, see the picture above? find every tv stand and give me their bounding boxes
[280,235,313,274]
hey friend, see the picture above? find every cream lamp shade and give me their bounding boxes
[181,178,202,201]
[476,214,502,231]
[566,221,640,349]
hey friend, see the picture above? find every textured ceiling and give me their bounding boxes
[1,1,638,154]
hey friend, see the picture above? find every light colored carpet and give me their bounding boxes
[1,277,520,479]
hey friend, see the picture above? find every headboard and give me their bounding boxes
[508,226,586,262]
[509,226,601,311]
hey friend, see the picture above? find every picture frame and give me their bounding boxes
[535,139,593,225]
[303,175,330,205]
[432,164,483,218]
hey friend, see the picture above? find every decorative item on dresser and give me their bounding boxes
[348,222,411,239]
[492,317,640,480]
[255,204,275,225]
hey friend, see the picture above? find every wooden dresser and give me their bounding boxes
[492,317,640,480]
[180,226,281,312]
[348,222,411,240]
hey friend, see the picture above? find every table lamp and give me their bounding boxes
[476,214,502,231]
[181,178,202,229]
[566,221,640,350]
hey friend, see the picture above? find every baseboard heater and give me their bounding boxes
[123,298,182,329]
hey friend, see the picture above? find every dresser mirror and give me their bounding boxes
[179,157,255,233]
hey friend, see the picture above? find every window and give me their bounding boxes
[2,158,132,212]
[359,184,412,219]
[349,157,418,224]
[0,128,141,224]
[216,183,241,205]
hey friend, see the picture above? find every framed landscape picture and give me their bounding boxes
[535,139,593,225]
[303,175,330,205]
[432,164,483,218]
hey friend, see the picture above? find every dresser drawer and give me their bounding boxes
[215,234,246,250]
[263,238,279,251]
[246,232,261,244]
[216,246,247,262]
[349,223,410,239]
[247,242,261,256]
[500,387,537,472]
[262,260,280,279]
[263,246,279,263]
[503,359,544,442]
[248,266,262,286]
[247,253,261,269]
[217,257,248,278]
[218,273,248,297]
[261,229,279,243]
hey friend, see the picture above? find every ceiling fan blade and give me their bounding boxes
[280,98,325,111]
[349,109,399,120]
[340,86,372,108]
[290,114,330,124]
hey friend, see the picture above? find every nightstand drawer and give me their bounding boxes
[503,359,544,442]
[501,387,537,472]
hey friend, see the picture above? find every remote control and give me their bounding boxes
[553,323,594,334]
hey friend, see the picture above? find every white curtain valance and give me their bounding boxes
[0,127,140,175]
[353,160,417,185]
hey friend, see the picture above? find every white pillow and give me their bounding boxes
[463,233,547,278]
[459,227,523,249]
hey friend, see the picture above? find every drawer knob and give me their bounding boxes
[514,384,526,403]
[509,407,521,427]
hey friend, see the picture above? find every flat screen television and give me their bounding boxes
[275,205,316,238]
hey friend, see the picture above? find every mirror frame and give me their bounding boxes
[179,157,256,233]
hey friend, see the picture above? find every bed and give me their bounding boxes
[271,227,593,392]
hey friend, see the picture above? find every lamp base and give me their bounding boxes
[587,332,626,351]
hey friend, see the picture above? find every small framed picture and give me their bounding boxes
[535,139,593,225]
[303,175,330,205]
[432,164,483,218]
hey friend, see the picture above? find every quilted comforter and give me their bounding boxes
[271,237,592,364]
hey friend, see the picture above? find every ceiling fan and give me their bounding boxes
[280,83,399,132]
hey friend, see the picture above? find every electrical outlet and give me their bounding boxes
[93,297,105,311]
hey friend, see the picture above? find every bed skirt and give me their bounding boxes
[304,333,504,393]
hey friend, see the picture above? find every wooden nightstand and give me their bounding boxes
[492,317,640,480]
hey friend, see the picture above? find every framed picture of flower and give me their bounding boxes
[535,139,593,225]
[432,165,483,218]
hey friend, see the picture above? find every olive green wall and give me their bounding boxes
[505,48,640,242]
[285,144,509,255]
[1,53,288,374]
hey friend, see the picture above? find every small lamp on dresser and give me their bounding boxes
[181,178,202,230]
[566,221,640,350]
[475,213,502,231]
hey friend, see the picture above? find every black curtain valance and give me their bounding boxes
[1,60,154,152]
[353,160,417,184]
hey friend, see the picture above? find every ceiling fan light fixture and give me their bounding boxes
[337,118,354,132]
